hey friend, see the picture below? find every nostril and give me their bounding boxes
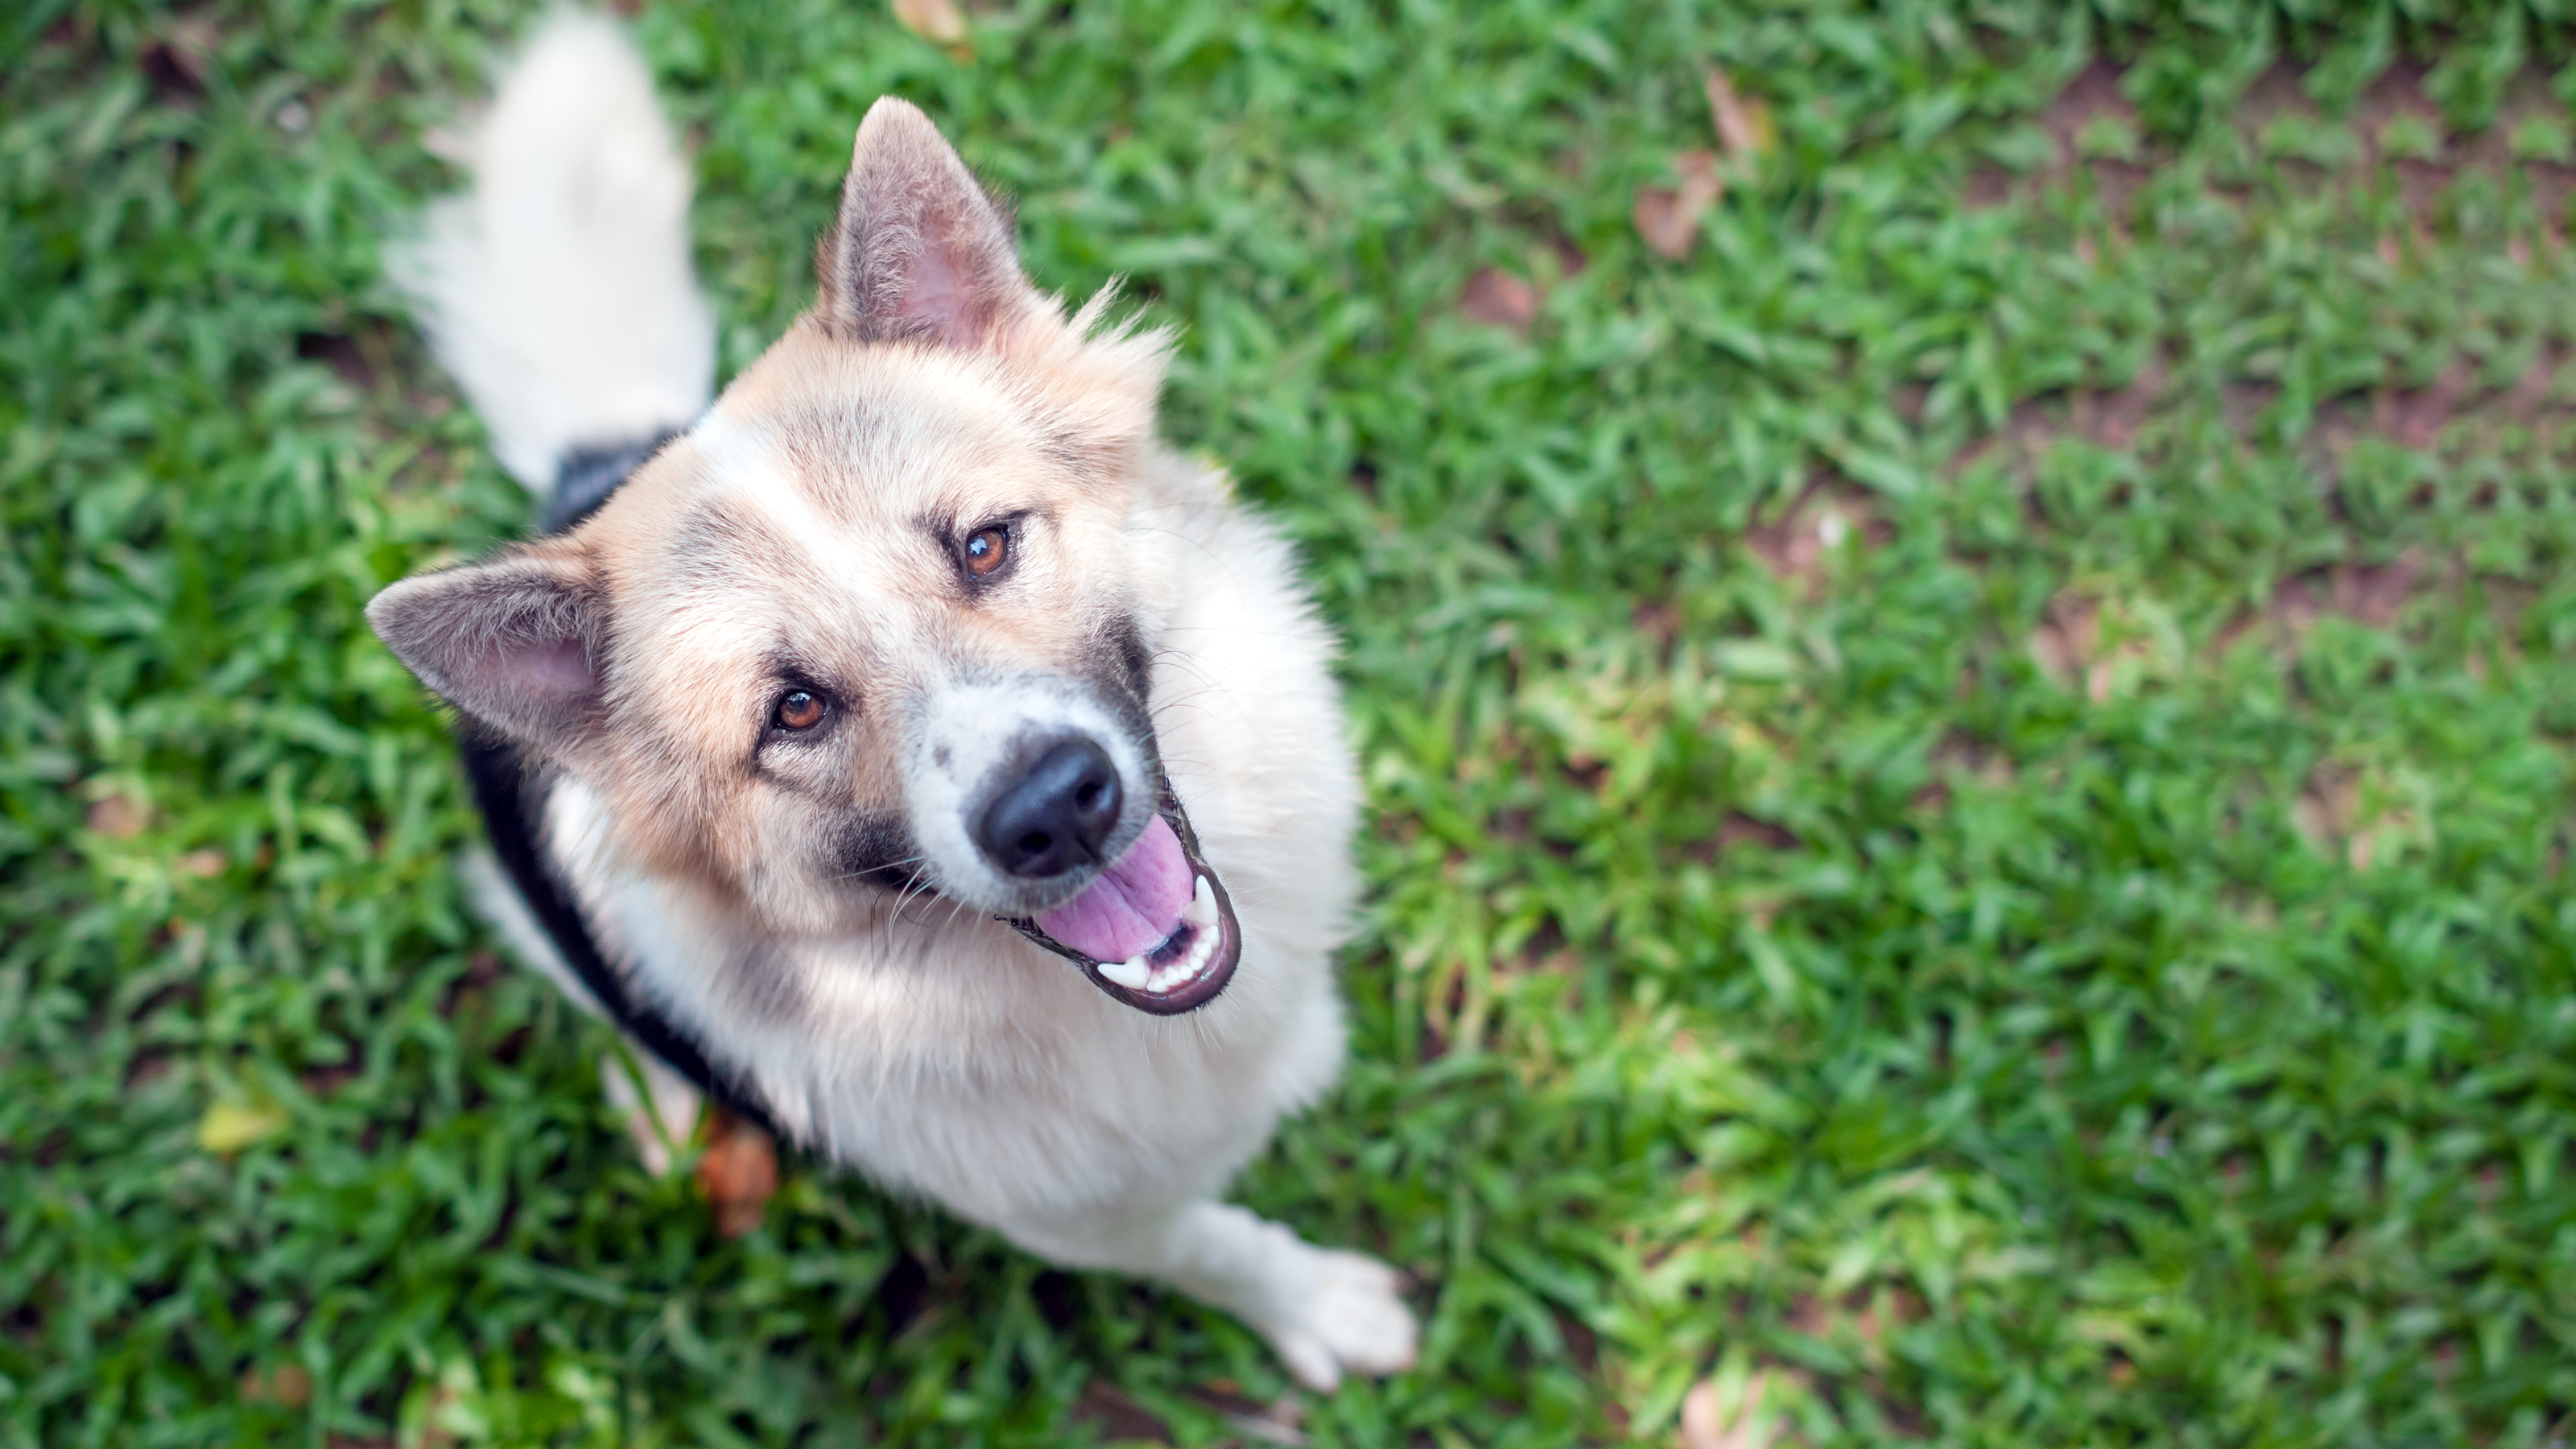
[973,736,1125,879]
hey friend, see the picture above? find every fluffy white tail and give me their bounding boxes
[390,10,714,488]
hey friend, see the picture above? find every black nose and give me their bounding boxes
[973,737,1123,879]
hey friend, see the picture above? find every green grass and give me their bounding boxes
[8,1,2576,1443]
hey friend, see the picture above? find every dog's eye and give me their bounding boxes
[963,525,1009,577]
[774,690,827,731]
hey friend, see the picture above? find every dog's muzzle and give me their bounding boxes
[975,734,1241,1015]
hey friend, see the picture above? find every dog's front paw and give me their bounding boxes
[1265,1250,1418,1393]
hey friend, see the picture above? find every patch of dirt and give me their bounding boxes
[1632,597,1683,649]
[2073,356,2169,449]
[2041,60,2149,215]
[2502,344,2571,426]
[1744,478,1888,592]
[2223,381,2280,437]
[2354,60,2444,164]
[2027,591,2099,693]
[2291,764,2362,862]
[2376,359,2475,449]
[2223,548,2427,657]
[1963,165,2014,208]
[1950,359,2165,479]
[1715,811,1799,852]
[1785,1286,1922,1371]
[2291,760,2428,871]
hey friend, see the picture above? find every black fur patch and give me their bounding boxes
[1090,612,1154,713]
[549,431,679,533]
[837,811,925,892]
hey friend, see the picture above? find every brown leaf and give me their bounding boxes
[1636,150,1723,258]
[890,0,967,45]
[1459,266,1538,331]
[1702,68,1774,164]
[1679,1370,1774,1449]
[695,1109,778,1237]
[242,1364,312,1407]
[1715,812,1799,852]
[87,791,148,838]
[2028,591,2099,690]
[175,848,228,877]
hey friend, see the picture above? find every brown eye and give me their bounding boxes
[963,525,1009,577]
[774,689,826,731]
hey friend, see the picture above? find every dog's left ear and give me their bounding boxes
[816,97,1037,349]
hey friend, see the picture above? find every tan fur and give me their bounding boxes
[535,310,1165,935]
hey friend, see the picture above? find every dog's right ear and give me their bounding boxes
[367,547,607,754]
[815,97,1038,349]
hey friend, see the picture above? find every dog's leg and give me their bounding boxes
[1004,1199,1417,1391]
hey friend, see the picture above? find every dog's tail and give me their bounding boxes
[390,10,714,489]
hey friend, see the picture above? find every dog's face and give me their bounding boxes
[369,100,1241,1013]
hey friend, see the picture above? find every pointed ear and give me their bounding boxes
[815,97,1038,348]
[367,548,606,753]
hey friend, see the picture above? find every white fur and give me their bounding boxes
[389,10,714,486]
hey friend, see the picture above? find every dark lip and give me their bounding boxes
[999,802,1242,1016]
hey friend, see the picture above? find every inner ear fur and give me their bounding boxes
[366,544,608,753]
[815,97,1038,349]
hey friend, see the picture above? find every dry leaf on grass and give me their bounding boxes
[1460,266,1539,330]
[87,791,148,838]
[199,1095,288,1154]
[890,0,968,46]
[1680,1369,1776,1449]
[695,1109,779,1237]
[242,1364,312,1407]
[1703,67,1775,164]
[175,848,227,877]
[1636,149,1723,258]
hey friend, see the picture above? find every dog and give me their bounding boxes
[367,12,1417,1391]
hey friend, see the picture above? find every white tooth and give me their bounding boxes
[1097,956,1151,990]
[1186,874,1216,927]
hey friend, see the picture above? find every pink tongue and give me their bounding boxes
[1036,815,1194,964]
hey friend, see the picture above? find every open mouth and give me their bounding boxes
[1001,805,1241,1014]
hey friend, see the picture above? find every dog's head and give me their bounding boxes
[370,100,1243,1013]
